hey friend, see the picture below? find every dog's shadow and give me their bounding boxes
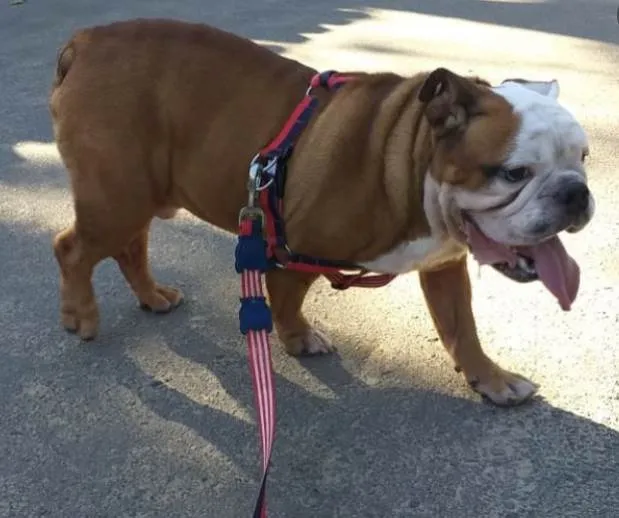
[79,218,619,518]
[1,210,617,517]
[109,323,619,518]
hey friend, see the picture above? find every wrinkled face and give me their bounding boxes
[419,68,595,309]
[455,80,593,245]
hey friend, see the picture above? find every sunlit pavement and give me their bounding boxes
[1,1,618,516]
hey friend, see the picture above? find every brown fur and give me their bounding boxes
[50,19,528,405]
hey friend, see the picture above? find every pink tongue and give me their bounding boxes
[520,238,580,311]
[464,221,580,311]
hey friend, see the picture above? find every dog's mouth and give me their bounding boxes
[463,218,580,311]
[491,253,538,283]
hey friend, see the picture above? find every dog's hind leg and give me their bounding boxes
[52,161,166,340]
[113,225,183,313]
[53,225,106,340]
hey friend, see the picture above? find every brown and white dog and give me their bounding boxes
[49,19,594,406]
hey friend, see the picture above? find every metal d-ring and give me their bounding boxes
[255,177,274,192]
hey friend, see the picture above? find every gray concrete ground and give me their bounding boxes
[1,1,618,517]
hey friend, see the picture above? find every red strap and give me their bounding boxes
[258,189,277,256]
[326,75,356,89]
[323,270,396,289]
[259,71,354,158]
[284,261,396,288]
[259,95,314,156]
[309,72,357,90]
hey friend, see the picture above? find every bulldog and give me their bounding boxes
[49,19,594,406]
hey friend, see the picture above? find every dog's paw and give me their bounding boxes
[61,305,99,341]
[465,363,539,407]
[282,328,336,356]
[139,285,184,313]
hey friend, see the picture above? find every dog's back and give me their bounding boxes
[48,19,317,340]
[49,18,314,229]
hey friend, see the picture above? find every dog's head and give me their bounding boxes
[419,67,594,310]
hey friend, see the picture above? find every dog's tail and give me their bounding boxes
[53,41,76,88]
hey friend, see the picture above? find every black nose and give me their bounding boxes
[556,181,590,214]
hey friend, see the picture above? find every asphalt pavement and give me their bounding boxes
[1,1,618,517]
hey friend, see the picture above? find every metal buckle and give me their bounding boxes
[238,156,266,225]
[247,159,262,207]
[238,205,264,226]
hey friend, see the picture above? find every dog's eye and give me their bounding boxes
[499,166,531,183]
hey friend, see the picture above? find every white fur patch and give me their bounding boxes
[361,237,439,273]
[491,82,589,175]
[360,236,466,274]
[361,174,467,274]
[455,81,594,246]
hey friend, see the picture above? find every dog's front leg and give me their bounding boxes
[419,257,538,406]
[266,268,335,356]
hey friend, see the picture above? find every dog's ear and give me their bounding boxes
[418,67,483,138]
[501,78,560,99]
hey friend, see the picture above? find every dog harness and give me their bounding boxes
[238,70,398,289]
[235,70,397,517]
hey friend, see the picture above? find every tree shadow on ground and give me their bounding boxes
[2,0,618,145]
